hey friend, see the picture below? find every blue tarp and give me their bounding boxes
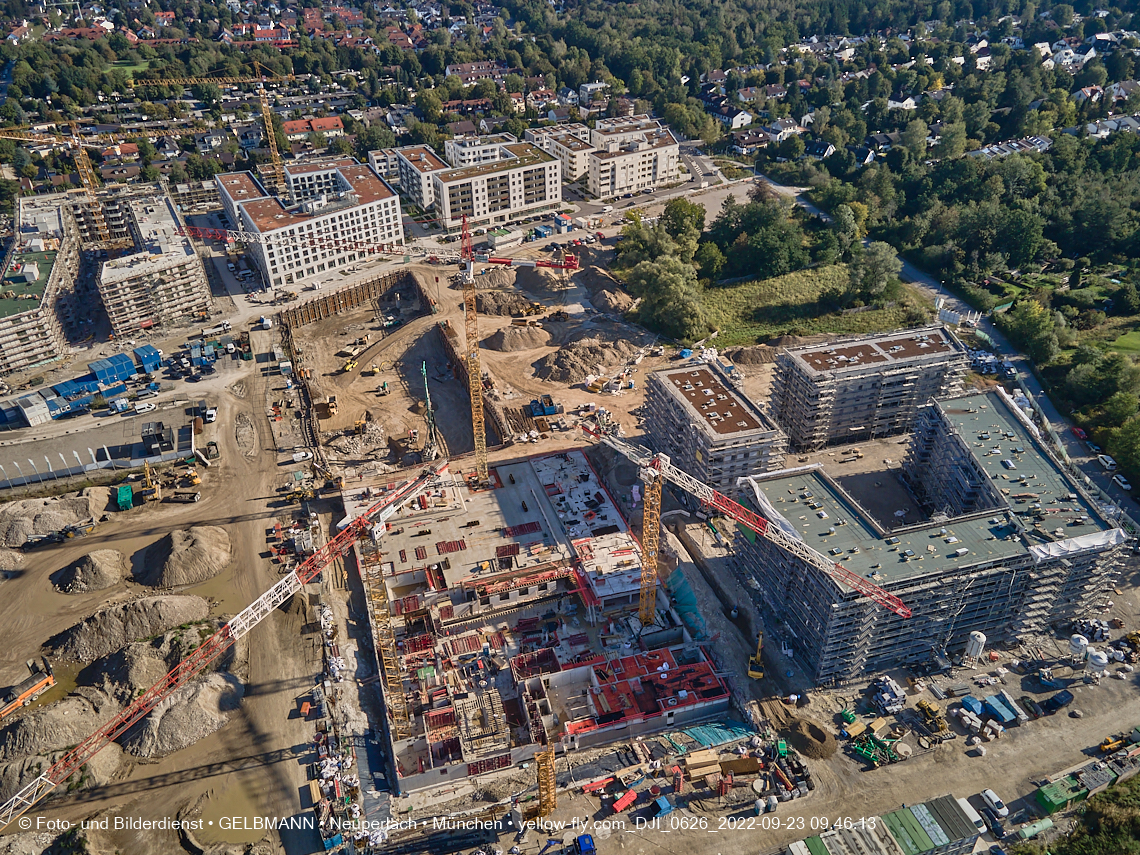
[682,721,754,748]
[961,695,984,716]
[984,695,1016,724]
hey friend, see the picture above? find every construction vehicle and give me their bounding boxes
[286,488,316,504]
[181,468,201,487]
[368,364,380,376]
[168,491,201,503]
[748,633,764,679]
[205,441,220,461]
[0,461,447,830]
[582,432,913,624]
[342,360,358,373]
[916,699,949,737]
[0,659,54,722]
[1101,733,1128,753]
[327,396,338,416]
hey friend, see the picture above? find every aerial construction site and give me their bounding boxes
[1,181,1140,855]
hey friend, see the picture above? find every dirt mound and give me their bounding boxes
[475,290,535,316]
[0,490,104,548]
[0,744,122,804]
[54,549,128,593]
[0,550,22,572]
[591,289,634,314]
[515,266,564,294]
[0,686,118,762]
[766,333,837,349]
[82,629,208,704]
[722,345,777,365]
[121,673,244,758]
[484,326,552,352]
[577,264,621,295]
[50,595,209,661]
[785,717,838,760]
[476,267,515,288]
[0,832,57,855]
[137,527,231,588]
[535,336,642,383]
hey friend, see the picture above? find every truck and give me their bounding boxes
[169,491,201,503]
[258,316,272,330]
[0,659,54,721]
[200,321,232,339]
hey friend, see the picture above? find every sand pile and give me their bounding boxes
[0,832,58,855]
[50,596,209,661]
[722,345,777,365]
[515,266,563,293]
[0,490,106,548]
[475,267,515,288]
[577,263,621,294]
[137,527,231,588]
[54,549,128,593]
[0,550,22,572]
[83,629,209,704]
[475,290,534,316]
[535,336,642,383]
[785,718,838,760]
[0,744,122,804]
[121,673,244,758]
[484,326,551,352]
[591,289,634,314]
[0,686,118,762]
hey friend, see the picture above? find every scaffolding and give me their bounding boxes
[358,544,414,739]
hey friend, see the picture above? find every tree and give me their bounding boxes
[934,122,967,159]
[694,242,726,280]
[660,198,706,240]
[901,119,929,160]
[1102,391,1139,427]
[832,203,859,259]
[1113,282,1140,316]
[625,256,706,341]
[416,90,442,124]
[848,241,902,297]
[998,299,1059,364]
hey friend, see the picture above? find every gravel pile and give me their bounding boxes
[137,527,231,587]
[0,490,106,548]
[591,289,634,314]
[49,596,210,661]
[54,549,128,593]
[475,290,534,316]
[0,550,22,572]
[484,326,551,352]
[535,336,642,383]
[786,718,837,760]
[722,345,776,365]
[84,629,207,704]
[121,673,244,758]
[515,266,563,293]
[0,686,118,762]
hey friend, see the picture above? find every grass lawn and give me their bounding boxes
[108,60,150,76]
[703,264,928,346]
[1109,328,1140,354]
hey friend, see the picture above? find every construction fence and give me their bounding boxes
[277,270,437,328]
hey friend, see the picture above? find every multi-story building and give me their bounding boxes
[432,141,561,231]
[96,196,212,335]
[216,163,404,290]
[282,157,358,202]
[644,363,787,494]
[525,125,594,180]
[0,197,81,376]
[586,117,680,198]
[394,145,449,209]
[739,389,1127,685]
[443,133,517,167]
[770,327,969,451]
[367,148,400,183]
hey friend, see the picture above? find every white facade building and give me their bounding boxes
[432,142,561,230]
[443,133,517,167]
[216,162,404,289]
[395,145,450,209]
[525,124,595,180]
[587,119,680,198]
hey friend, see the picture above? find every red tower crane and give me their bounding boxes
[0,461,448,829]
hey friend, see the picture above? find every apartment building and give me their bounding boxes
[432,141,561,231]
[394,145,450,209]
[525,125,595,180]
[96,196,212,335]
[739,390,1127,685]
[443,133,517,167]
[770,327,969,451]
[282,157,358,202]
[216,163,404,289]
[643,363,787,494]
[0,197,81,376]
[367,148,400,182]
[586,117,680,197]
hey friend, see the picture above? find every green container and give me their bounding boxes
[116,484,133,510]
[841,709,857,724]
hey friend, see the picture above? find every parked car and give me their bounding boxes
[1072,426,1088,440]
[1018,696,1045,719]
[989,847,1009,855]
[1043,689,1075,714]
[1113,473,1132,491]
[979,806,1007,839]
[1098,453,1117,470]
[134,402,156,414]
[981,789,1009,818]
[204,407,218,424]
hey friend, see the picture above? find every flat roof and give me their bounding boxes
[239,197,309,233]
[0,249,56,320]
[397,146,449,173]
[101,197,197,283]
[593,115,661,136]
[336,165,397,204]
[548,133,593,152]
[653,364,779,438]
[436,143,554,184]
[216,172,269,204]
[284,157,357,177]
[745,390,1120,587]
[787,327,965,374]
[592,129,678,160]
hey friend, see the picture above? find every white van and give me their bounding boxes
[1098,454,1118,471]
[956,797,985,834]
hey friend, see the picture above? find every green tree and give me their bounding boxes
[998,300,1059,364]
[416,90,442,124]
[694,242,726,280]
[901,119,929,160]
[934,122,967,159]
[660,198,706,239]
[848,241,902,297]
[627,256,706,342]
[832,203,859,259]
[1102,391,1139,427]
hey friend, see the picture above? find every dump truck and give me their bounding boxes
[0,659,54,721]
[200,321,232,339]
[205,441,220,460]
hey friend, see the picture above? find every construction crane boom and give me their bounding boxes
[0,461,447,831]
[595,435,912,618]
[460,216,489,485]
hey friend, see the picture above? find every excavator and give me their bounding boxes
[748,632,764,679]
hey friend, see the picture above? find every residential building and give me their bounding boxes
[96,196,212,335]
[367,148,400,182]
[586,122,680,198]
[432,141,561,230]
[710,104,753,129]
[443,133,517,167]
[282,156,358,202]
[770,327,969,450]
[644,363,787,494]
[394,145,450,209]
[741,390,1127,685]
[444,60,513,86]
[0,197,82,376]
[578,81,608,102]
[524,124,594,180]
[216,163,404,289]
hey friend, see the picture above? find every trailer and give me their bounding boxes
[0,659,54,721]
[200,321,232,339]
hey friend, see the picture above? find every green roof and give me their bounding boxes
[803,836,829,855]
[1036,775,1088,813]
[0,250,56,320]
[882,809,935,854]
[746,390,1114,588]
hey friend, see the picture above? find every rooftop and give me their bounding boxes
[0,248,57,320]
[216,172,269,204]
[100,197,197,284]
[653,364,780,438]
[593,115,662,137]
[397,146,449,173]
[547,133,593,152]
[435,142,555,184]
[745,390,1122,588]
[787,327,966,375]
[592,128,678,160]
[283,157,357,177]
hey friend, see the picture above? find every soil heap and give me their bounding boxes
[591,289,634,314]
[54,549,129,593]
[722,345,777,365]
[535,336,642,383]
[49,595,210,661]
[0,488,111,548]
[475,290,536,316]
[137,527,231,587]
[484,326,551,352]
[121,673,244,758]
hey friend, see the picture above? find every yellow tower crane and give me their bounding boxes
[460,216,489,485]
[638,468,662,627]
[536,747,557,816]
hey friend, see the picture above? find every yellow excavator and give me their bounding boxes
[748,632,764,679]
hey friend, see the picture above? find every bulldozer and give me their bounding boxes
[748,633,764,679]
[917,699,949,736]
[1101,733,1131,754]
[181,468,201,487]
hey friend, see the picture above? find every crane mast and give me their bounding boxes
[460,216,490,485]
[0,461,447,830]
